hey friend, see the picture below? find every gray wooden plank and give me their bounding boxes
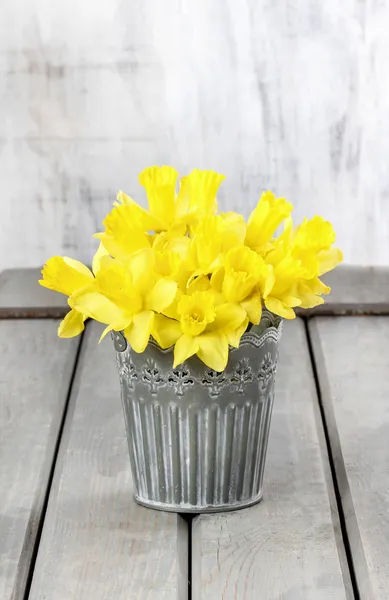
[310,316,389,599]
[28,322,188,600]
[0,268,67,318]
[297,266,389,316]
[0,320,80,600]
[192,319,352,600]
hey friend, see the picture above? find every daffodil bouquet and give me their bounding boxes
[40,166,342,372]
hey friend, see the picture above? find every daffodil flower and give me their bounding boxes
[139,166,225,229]
[95,167,226,262]
[69,250,177,351]
[261,216,342,318]
[210,246,274,324]
[291,216,343,277]
[188,214,246,281]
[39,256,94,338]
[152,231,191,284]
[261,242,305,319]
[39,256,94,296]
[246,191,293,254]
[94,201,152,261]
[152,291,247,371]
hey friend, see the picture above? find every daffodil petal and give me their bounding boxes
[210,267,224,292]
[264,297,296,320]
[173,334,199,368]
[186,169,225,213]
[196,333,229,372]
[63,257,93,278]
[58,309,86,338]
[162,291,181,320]
[186,269,205,287]
[99,324,114,343]
[209,303,246,334]
[93,233,123,260]
[310,278,331,295]
[97,202,151,259]
[92,242,110,275]
[246,192,293,251]
[299,294,325,309]
[186,275,212,293]
[146,278,178,312]
[281,294,302,308]
[39,256,93,296]
[227,317,249,348]
[129,248,155,293]
[263,265,275,298]
[240,293,263,325]
[152,314,182,349]
[116,190,164,231]
[139,166,178,227]
[175,177,191,218]
[70,287,129,327]
[124,310,154,353]
[317,247,343,276]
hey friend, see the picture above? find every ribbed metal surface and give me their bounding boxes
[114,313,282,513]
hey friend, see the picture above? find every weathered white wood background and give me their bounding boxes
[1,0,388,270]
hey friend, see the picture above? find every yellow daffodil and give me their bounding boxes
[69,251,177,351]
[39,256,94,338]
[92,241,110,275]
[152,290,247,371]
[261,215,343,318]
[39,243,114,338]
[246,191,293,254]
[295,277,330,309]
[152,231,191,283]
[139,166,180,228]
[290,216,342,276]
[188,214,246,280]
[39,256,93,296]
[261,241,305,319]
[94,167,226,260]
[179,168,225,216]
[39,166,343,370]
[211,246,273,324]
[56,308,86,338]
[293,215,335,251]
[94,201,152,261]
[139,166,225,228]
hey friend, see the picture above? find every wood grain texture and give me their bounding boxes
[0,268,68,317]
[192,319,351,600]
[28,322,188,600]
[0,320,79,600]
[310,316,389,599]
[298,266,389,317]
[1,0,389,269]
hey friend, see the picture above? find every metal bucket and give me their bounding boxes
[112,311,282,513]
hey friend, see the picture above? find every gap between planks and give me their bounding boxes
[308,316,389,599]
[304,320,360,600]
[27,323,190,600]
[19,331,85,600]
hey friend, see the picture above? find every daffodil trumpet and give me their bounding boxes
[40,166,342,371]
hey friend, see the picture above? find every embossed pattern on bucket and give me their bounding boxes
[113,311,282,513]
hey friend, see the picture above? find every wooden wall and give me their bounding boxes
[1,0,388,270]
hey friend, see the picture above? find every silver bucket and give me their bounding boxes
[112,311,282,513]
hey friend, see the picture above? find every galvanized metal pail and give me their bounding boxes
[112,311,282,513]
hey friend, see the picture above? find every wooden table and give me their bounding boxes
[1,266,388,600]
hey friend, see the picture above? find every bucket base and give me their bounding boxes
[133,491,263,513]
